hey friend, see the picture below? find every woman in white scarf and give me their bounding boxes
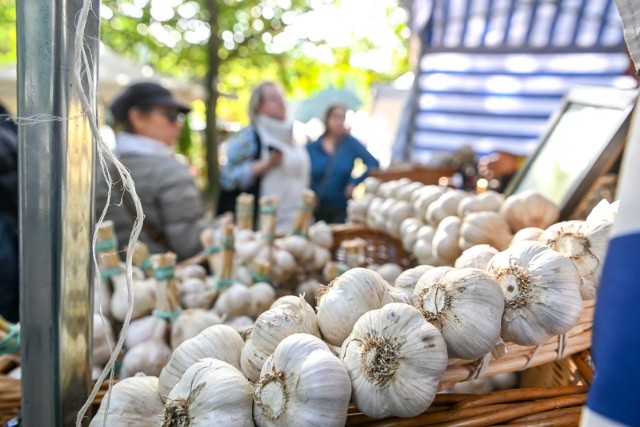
[219,81,310,233]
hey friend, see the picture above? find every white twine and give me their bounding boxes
[70,1,145,426]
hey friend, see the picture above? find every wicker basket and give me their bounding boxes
[331,223,415,268]
[346,385,588,426]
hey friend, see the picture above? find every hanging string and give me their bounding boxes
[71,1,146,425]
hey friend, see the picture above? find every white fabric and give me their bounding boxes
[610,92,640,238]
[581,407,629,427]
[115,131,174,158]
[614,0,640,73]
[254,115,310,233]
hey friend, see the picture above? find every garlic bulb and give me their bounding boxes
[213,283,253,319]
[396,181,424,202]
[412,225,440,266]
[249,282,277,319]
[119,319,172,379]
[295,278,321,306]
[457,191,504,217]
[125,315,160,350]
[308,220,334,249]
[586,199,618,224]
[253,333,351,427]
[413,186,445,221]
[385,200,413,238]
[241,297,320,382]
[163,358,254,427]
[175,264,207,282]
[501,190,560,232]
[539,220,611,299]
[90,375,164,427]
[225,315,255,336]
[316,267,394,347]
[394,265,433,303]
[341,303,448,418]
[376,263,403,284]
[459,211,512,251]
[414,267,504,359]
[400,217,422,252]
[426,190,468,226]
[432,216,462,265]
[454,244,499,270]
[109,277,156,322]
[158,324,244,400]
[487,241,583,345]
[178,277,218,309]
[511,227,544,245]
[93,313,114,366]
[170,308,223,349]
[363,176,382,194]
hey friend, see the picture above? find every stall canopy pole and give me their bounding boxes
[17,0,98,425]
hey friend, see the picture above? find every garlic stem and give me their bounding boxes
[291,189,316,237]
[254,370,289,421]
[236,193,255,230]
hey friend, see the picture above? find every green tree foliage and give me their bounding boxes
[0,0,410,204]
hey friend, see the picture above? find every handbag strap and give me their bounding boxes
[316,141,342,200]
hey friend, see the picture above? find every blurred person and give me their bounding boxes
[307,103,379,223]
[477,151,526,192]
[95,82,207,261]
[218,81,310,233]
[0,102,18,322]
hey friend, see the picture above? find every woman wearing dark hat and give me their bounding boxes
[95,81,207,260]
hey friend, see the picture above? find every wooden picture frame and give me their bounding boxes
[504,85,639,220]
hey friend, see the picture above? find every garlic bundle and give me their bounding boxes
[363,176,382,194]
[163,358,254,427]
[341,303,448,418]
[119,253,178,378]
[586,199,619,224]
[539,220,611,299]
[385,200,413,238]
[175,264,207,282]
[90,375,164,427]
[394,265,433,303]
[432,216,462,265]
[511,226,544,245]
[454,244,499,270]
[249,282,277,318]
[170,308,223,349]
[375,263,403,284]
[412,225,440,266]
[308,220,334,249]
[459,211,512,251]
[316,267,394,346]
[412,185,444,221]
[241,296,320,381]
[253,333,351,427]
[158,324,244,399]
[487,241,583,346]
[100,252,155,322]
[178,277,218,309]
[225,315,255,335]
[213,283,253,319]
[93,313,114,366]
[413,267,504,359]
[457,191,504,217]
[426,189,468,226]
[400,217,422,252]
[500,190,560,232]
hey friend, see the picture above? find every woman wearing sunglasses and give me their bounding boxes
[95,81,207,260]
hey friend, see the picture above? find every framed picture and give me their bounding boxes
[504,85,640,219]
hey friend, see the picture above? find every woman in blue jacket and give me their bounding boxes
[307,104,379,223]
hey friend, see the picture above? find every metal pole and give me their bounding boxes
[17,0,98,425]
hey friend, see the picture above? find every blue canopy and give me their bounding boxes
[398,0,637,165]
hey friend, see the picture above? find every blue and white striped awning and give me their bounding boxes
[403,0,638,165]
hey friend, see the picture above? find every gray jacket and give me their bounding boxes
[95,152,206,261]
